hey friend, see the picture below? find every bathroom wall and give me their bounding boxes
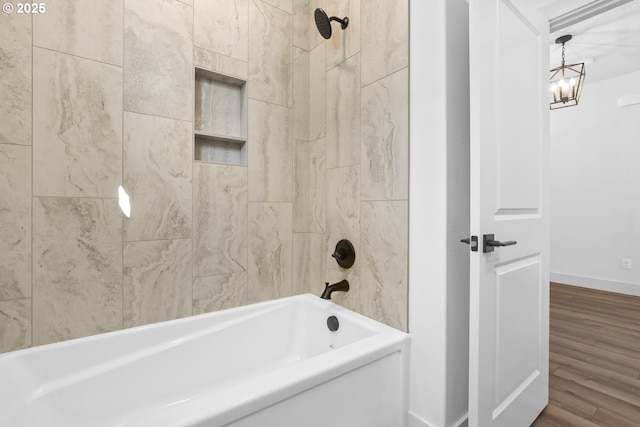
[0,0,409,353]
[550,70,640,294]
[293,0,410,331]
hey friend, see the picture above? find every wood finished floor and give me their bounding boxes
[531,283,640,427]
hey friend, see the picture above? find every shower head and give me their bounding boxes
[314,8,349,40]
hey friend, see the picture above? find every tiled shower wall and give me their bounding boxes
[0,0,408,353]
[294,0,409,331]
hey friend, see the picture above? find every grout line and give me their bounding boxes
[123,109,192,125]
[191,0,195,318]
[32,195,119,200]
[121,0,125,332]
[360,64,410,90]
[246,95,293,110]
[30,11,34,348]
[31,44,123,69]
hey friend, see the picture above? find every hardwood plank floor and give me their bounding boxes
[532,283,640,427]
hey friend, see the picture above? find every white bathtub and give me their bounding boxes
[0,294,410,427]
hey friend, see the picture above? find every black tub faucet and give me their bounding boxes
[320,280,350,299]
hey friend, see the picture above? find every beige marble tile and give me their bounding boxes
[262,0,293,13]
[360,201,408,331]
[193,163,248,277]
[32,48,122,198]
[324,269,360,313]
[123,240,192,328]
[293,0,310,50]
[309,233,326,290]
[361,67,409,201]
[178,0,193,5]
[124,0,192,121]
[293,233,311,294]
[310,138,326,233]
[123,112,192,241]
[194,47,248,80]
[194,0,248,62]
[33,0,123,65]
[326,54,360,169]
[193,272,247,314]
[0,13,31,146]
[325,165,359,274]
[309,42,326,140]
[293,47,310,141]
[0,145,31,300]
[248,0,292,106]
[294,140,310,232]
[0,299,31,353]
[325,0,360,70]
[361,0,409,86]
[33,198,122,345]
[309,0,326,50]
[248,202,293,303]
[248,99,293,202]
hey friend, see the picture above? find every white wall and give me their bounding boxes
[550,70,640,294]
[409,0,470,426]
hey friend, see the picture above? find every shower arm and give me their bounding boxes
[329,16,349,29]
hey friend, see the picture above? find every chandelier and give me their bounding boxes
[549,35,586,110]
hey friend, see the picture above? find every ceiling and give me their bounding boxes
[541,0,640,83]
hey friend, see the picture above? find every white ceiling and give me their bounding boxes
[541,0,640,83]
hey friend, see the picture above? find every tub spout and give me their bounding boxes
[320,280,349,299]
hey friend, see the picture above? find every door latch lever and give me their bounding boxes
[460,236,478,252]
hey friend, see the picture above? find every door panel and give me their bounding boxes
[495,256,541,409]
[469,0,550,426]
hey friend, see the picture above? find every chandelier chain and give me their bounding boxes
[561,43,565,67]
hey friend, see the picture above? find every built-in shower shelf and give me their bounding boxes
[194,131,246,166]
[194,66,247,166]
[194,130,246,144]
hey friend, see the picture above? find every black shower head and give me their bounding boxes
[314,8,349,40]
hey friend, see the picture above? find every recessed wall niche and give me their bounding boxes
[194,67,247,166]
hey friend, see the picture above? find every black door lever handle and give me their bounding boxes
[483,234,517,253]
[486,240,517,247]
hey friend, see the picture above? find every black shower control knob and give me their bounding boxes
[331,239,355,269]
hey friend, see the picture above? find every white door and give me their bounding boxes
[468,0,550,426]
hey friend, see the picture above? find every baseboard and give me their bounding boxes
[551,272,640,296]
[408,412,468,427]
